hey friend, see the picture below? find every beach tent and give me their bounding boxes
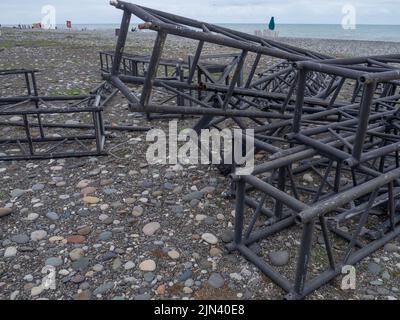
[269,17,275,31]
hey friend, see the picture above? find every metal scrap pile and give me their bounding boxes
[104,1,400,299]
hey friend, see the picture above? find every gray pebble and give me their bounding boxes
[72,257,90,271]
[93,282,114,295]
[98,231,113,241]
[102,251,117,261]
[367,262,382,276]
[144,272,155,282]
[32,184,45,191]
[179,269,193,282]
[268,251,289,266]
[221,230,234,243]
[10,189,26,199]
[183,191,204,202]
[46,212,59,221]
[103,188,118,195]
[140,180,154,189]
[45,257,63,267]
[11,234,29,244]
[208,273,225,289]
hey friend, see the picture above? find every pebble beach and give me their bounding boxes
[0,27,399,301]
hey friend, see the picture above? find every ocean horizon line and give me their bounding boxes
[4,23,400,42]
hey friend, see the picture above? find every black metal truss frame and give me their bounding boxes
[230,164,400,300]
[0,69,108,161]
[101,49,246,113]
[105,1,400,299]
[105,0,337,122]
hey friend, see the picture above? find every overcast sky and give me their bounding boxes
[1,0,399,25]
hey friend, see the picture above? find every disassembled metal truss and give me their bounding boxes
[0,67,150,160]
[107,1,400,299]
[0,69,109,160]
[1,0,400,300]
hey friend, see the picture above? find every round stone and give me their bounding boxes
[142,222,161,236]
[32,184,45,191]
[66,235,86,244]
[10,189,25,199]
[69,248,85,261]
[184,279,194,287]
[112,258,122,270]
[46,212,59,221]
[132,206,144,217]
[72,257,90,271]
[24,274,34,282]
[268,251,290,266]
[49,236,64,243]
[45,257,63,267]
[168,250,180,260]
[144,272,155,282]
[210,248,223,257]
[368,262,382,276]
[124,261,135,270]
[98,231,113,241]
[4,246,17,258]
[93,264,104,272]
[139,259,156,272]
[183,287,193,294]
[221,230,234,243]
[208,273,225,289]
[74,290,92,300]
[125,198,136,204]
[384,243,399,253]
[26,213,39,221]
[195,214,207,222]
[201,233,218,245]
[303,174,314,183]
[156,285,166,295]
[83,196,100,204]
[77,179,91,189]
[77,226,91,236]
[31,286,44,297]
[81,187,96,195]
[11,234,29,244]
[99,214,109,221]
[0,208,13,218]
[93,282,114,296]
[30,230,47,241]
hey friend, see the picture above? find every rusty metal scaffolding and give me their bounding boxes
[108,1,400,299]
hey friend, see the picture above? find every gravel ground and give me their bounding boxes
[0,28,399,301]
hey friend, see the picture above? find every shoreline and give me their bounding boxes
[2,28,400,58]
[3,26,400,44]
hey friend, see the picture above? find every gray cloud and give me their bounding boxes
[0,0,399,24]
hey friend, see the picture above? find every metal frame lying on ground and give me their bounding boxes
[1,0,400,300]
[106,0,400,299]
